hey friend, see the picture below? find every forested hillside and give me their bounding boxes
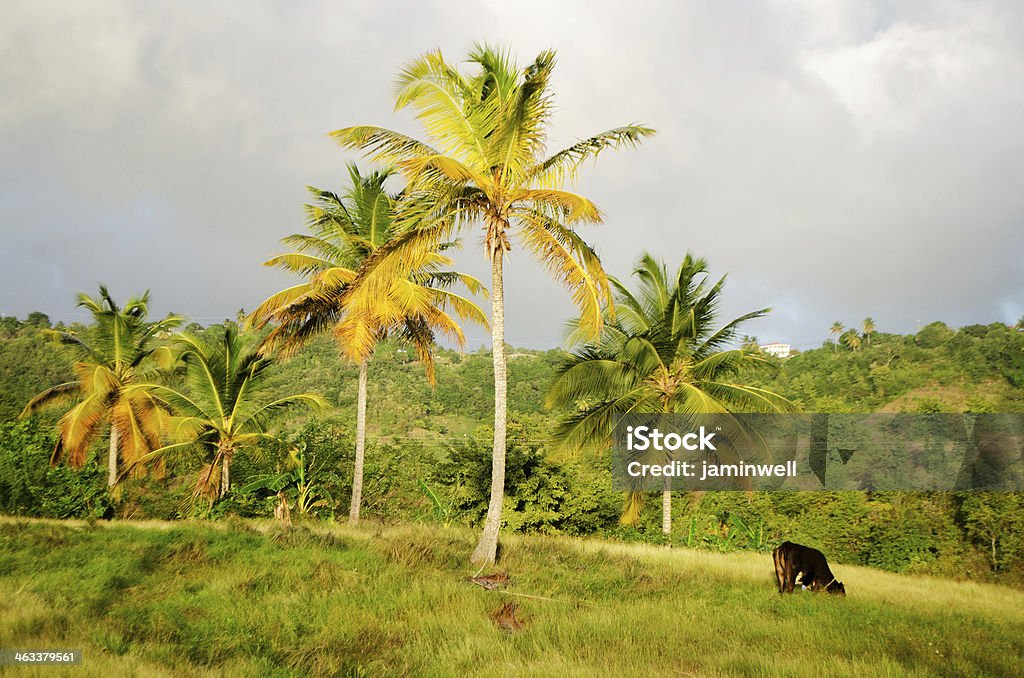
[748,321,1024,414]
[2,314,1024,585]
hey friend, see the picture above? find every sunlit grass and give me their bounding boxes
[1,518,1022,676]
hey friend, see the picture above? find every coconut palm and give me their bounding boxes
[125,326,327,504]
[862,317,876,347]
[20,287,181,488]
[332,44,654,564]
[843,331,862,352]
[248,164,486,524]
[546,253,795,536]
[829,322,844,351]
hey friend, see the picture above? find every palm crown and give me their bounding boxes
[250,163,486,381]
[331,44,654,336]
[548,253,795,453]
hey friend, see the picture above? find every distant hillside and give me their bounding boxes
[746,321,1024,413]
[0,323,74,422]
[6,317,1021,429]
[0,318,563,428]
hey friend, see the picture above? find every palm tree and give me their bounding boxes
[843,331,862,352]
[125,326,327,503]
[862,317,876,348]
[741,335,760,351]
[20,287,181,488]
[248,164,486,524]
[332,44,654,564]
[546,253,795,536]
[829,322,844,351]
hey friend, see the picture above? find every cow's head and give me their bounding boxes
[826,580,846,596]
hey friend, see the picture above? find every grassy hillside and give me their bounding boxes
[2,519,1023,677]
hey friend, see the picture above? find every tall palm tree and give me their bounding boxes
[332,44,654,564]
[20,287,181,488]
[125,326,327,503]
[829,322,845,351]
[248,164,486,524]
[862,317,875,347]
[547,253,795,536]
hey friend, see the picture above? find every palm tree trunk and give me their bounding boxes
[107,426,119,488]
[472,250,507,566]
[660,401,673,540]
[220,446,232,498]
[349,358,369,524]
[662,475,672,538]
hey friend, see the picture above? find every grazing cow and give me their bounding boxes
[773,541,845,595]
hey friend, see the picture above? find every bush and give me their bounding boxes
[0,419,113,519]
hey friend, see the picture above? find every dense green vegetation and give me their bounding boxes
[3,314,1024,585]
[2,519,1023,676]
[0,319,75,423]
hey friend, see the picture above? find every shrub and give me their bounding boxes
[0,419,112,519]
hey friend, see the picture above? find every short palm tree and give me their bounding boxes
[843,331,862,352]
[248,164,486,524]
[862,317,876,347]
[125,326,327,503]
[546,253,795,536]
[829,322,844,351]
[332,44,654,564]
[20,287,181,488]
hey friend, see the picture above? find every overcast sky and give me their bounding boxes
[2,0,1022,350]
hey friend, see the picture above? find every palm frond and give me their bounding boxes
[20,382,81,417]
[513,188,602,224]
[246,284,313,330]
[330,126,441,166]
[55,395,107,467]
[516,212,611,338]
[531,126,657,187]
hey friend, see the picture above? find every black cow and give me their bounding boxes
[773,541,845,595]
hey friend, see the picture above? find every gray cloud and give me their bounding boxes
[2,0,1022,350]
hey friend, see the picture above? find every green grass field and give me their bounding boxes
[1,519,1022,677]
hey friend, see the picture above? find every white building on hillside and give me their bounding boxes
[759,342,792,358]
